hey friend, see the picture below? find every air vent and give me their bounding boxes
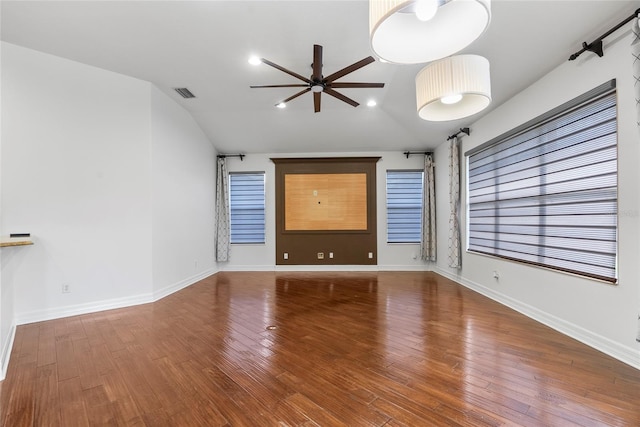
[174,87,196,99]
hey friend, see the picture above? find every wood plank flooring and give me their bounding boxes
[1,271,639,426]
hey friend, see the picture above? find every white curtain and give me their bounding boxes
[421,154,436,261]
[633,16,640,130]
[215,157,230,262]
[448,137,462,268]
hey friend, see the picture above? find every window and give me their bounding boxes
[229,172,265,244]
[467,80,617,283]
[386,170,423,243]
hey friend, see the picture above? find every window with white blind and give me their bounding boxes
[229,172,265,244]
[466,80,617,283]
[386,170,423,243]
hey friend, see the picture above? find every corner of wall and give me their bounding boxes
[0,324,16,381]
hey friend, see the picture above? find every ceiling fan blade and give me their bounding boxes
[279,88,311,105]
[324,56,376,83]
[261,58,311,84]
[250,84,310,88]
[329,82,385,89]
[314,91,321,113]
[312,45,323,82]
[324,88,359,107]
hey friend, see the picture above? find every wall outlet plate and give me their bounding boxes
[317,252,324,259]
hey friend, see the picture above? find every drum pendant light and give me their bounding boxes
[416,54,491,121]
[370,0,491,64]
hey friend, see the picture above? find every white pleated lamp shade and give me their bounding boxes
[370,0,491,64]
[416,54,491,121]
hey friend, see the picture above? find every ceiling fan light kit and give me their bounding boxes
[369,0,491,64]
[415,54,491,121]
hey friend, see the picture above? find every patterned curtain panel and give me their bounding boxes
[633,16,640,130]
[215,157,230,262]
[421,154,436,261]
[448,137,462,268]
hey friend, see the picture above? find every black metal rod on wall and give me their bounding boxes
[403,151,433,159]
[447,127,470,141]
[217,154,245,161]
[569,8,640,61]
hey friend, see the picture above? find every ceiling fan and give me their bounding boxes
[250,44,385,113]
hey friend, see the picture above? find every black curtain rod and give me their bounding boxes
[447,127,470,141]
[403,151,433,159]
[569,8,640,61]
[217,154,245,161]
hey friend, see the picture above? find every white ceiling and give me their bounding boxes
[1,1,636,154]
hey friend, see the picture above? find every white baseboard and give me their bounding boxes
[1,324,16,381]
[378,264,431,271]
[221,265,276,272]
[434,266,640,371]
[15,292,154,326]
[14,269,219,326]
[221,264,430,272]
[276,265,380,272]
[152,268,217,301]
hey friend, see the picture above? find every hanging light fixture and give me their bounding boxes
[416,54,491,121]
[370,0,491,64]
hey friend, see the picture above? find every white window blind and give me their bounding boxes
[229,172,265,244]
[467,81,617,283]
[386,170,423,243]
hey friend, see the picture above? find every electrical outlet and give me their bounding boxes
[329,252,334,259]
[368,252,373,259]
[62,283,70,293]
[317,252,324,260]
[284,252,289,260]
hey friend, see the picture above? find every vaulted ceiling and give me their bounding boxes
[1,1,635,154]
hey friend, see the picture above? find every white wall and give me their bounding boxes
[0,43,218,369]
[1,42,154,325]
[434,28,640,369]
[220,151,431,271]
[150,86,217,298]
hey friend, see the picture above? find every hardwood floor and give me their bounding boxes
[1,271,639,426]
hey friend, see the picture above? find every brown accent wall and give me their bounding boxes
[272,157,380,265]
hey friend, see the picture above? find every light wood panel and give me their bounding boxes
[0,236,33,247]
[1,271,639,426]
[285,173,367,231]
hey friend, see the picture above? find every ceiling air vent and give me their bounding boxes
[174,87,196,99]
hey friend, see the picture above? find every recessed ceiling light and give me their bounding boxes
[367,100,377,107]
[248,55,262,66]
[276,102,286,109]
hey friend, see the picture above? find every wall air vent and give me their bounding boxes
[174,87,196,99]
